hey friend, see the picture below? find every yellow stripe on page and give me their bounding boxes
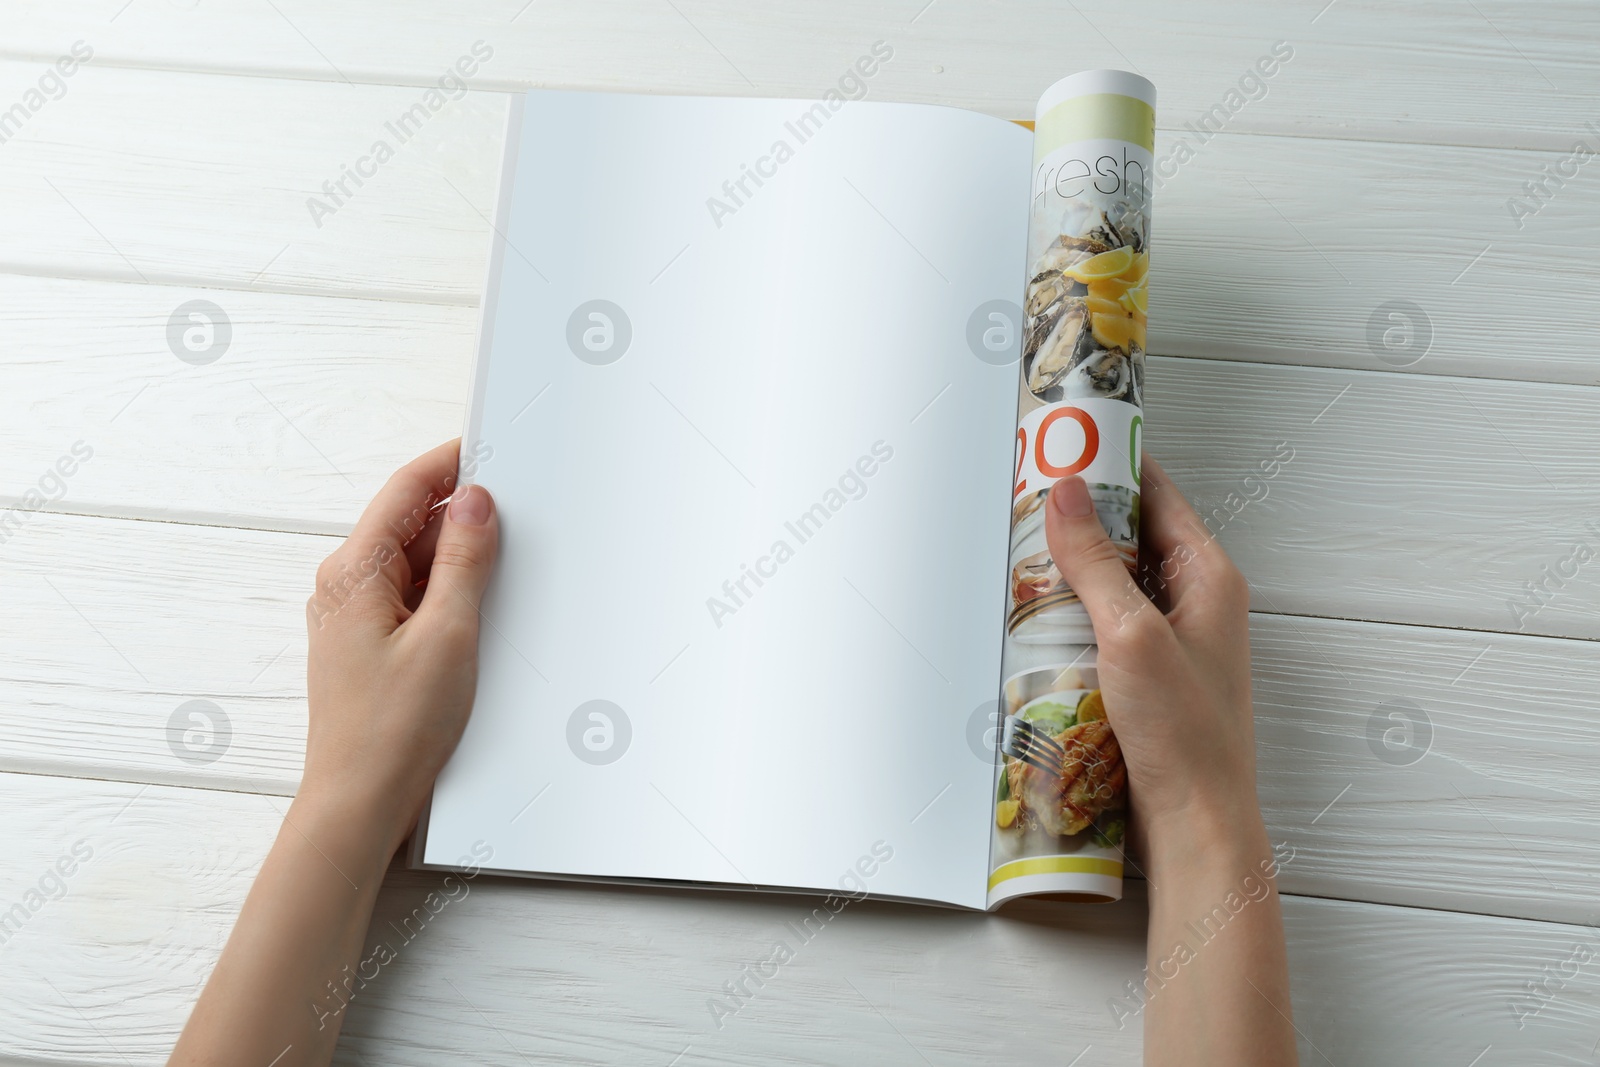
[988,856,1125,890]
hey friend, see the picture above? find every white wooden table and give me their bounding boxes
[3,3,1598,1063]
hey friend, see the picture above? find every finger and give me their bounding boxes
[400,501,449,610]
[411,483,499,640]
[1139,454,1217,560]
[1137,454,1249,632]
[327,439,463,600]
[1044,476,1172,653]
[1136,454,1219,606]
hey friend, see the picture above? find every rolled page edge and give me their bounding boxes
[1036,68,1158,114]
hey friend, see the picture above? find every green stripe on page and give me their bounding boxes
[988,855,1124,889]
[1034,93,1156,156]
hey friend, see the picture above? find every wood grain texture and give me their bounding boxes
[1283,895,1600,1066]
[3,0,1595,151]
[1155,132,1600,387]
[0,63,509,300]
[2,62,1598,383]
[11,294,1598,640]
[0,512,323,794]
[2,2,1595,1061]
[0,771,1146,1066]
[7,511,1600,926]
[1253,616,1600,927]
[2,771,1598,1066]
[1153,358,1600,641]
[0,275,475,533]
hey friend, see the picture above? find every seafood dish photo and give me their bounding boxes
[1021,198,1149,412]
[994,664,1127,848]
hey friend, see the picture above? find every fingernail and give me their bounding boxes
[448,484,491,526]
[1051,477,1094,518]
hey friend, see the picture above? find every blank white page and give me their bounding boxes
[422,89,1030,909]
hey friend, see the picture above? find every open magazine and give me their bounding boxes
[413,67,1154,911]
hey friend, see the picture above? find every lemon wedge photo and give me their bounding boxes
[1086,276,1138,301]
[1064,245,1135,282]
[996,799,1020,829]
[1091,312,1143,353]
[1085,294,1124,317]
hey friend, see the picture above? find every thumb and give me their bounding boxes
[1043,477,1167,648]
[415,483,500,630]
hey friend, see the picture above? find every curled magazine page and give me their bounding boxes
[987,70,1155,909]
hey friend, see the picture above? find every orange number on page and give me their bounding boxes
[1013,427,1028,498]
[1034,406,1099,478]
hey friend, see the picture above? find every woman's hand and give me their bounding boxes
[1044,454,1298,1067]
[302,438,499,857]
[171,440,498,1067]
[1043,454,1259,866]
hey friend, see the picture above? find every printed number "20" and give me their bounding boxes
[1014,408,1142,497]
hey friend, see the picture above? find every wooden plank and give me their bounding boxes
[2,770,1597,1065]
[7,511,1600,925]
[0,513,322,795]
[3,1,1595,151]
[1154,131,1600,388]
[1254,615,1600,927]
[1282,895,1600,1066]
[1152,357,1600,641]
[0,63,508,301]
[0,276,475,534]
[0,772,1146,1065]
[2,61,1594,381]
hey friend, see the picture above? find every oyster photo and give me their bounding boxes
[1020,197,1150,407]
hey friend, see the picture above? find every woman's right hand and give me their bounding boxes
[1041,454,1264,869]
[1043,453,1298,1067]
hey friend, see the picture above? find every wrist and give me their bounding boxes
[1143,793,1274,887]
[289,776,414,870]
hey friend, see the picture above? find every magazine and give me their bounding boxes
[413,67,1155,911]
